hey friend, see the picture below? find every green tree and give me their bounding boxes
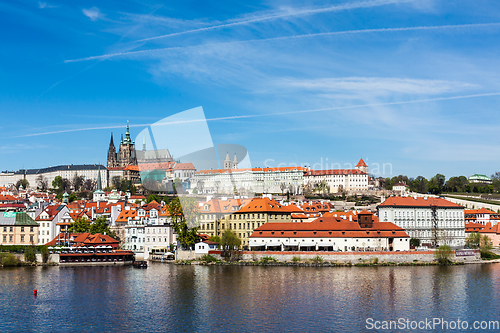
[410,176,428,193]
[410,238,421,247]
[168,198,200,250]
[220,229,241,261]
[40,245,50,264]
[24,244,37,264]
[69,218,91,233]
[479,234,492,255]
[68,193,77,203]
[465,232,480,249]
[15,178,29,190]
[435,245,453,265]
[208,235,221,244]
[147,194,161,203]
[427,174,446,195]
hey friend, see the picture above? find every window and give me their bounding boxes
[9,227,13,232]
[30,227,34,232]
[9,235,13,242]
[21,227,24,232]
[21,235,24,242]
[30,235,34,242]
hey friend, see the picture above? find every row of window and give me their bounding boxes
[2,235,34,243]
[2,226,35,233]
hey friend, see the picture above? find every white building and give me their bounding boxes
[194,240,218,255]
[144,224,177,259]
[0,164,108,190]
[192,166,305,195]
[35,204,69,245]
[392,182,409,195]
[378,196,465,248]
[303,159,369,193]
[249,211,409,252]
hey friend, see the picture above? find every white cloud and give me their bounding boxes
[82,7,102,21]
[280,77,479,96]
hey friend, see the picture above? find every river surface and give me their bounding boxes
[1,263,500,332]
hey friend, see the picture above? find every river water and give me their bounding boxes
[1,263,499,332]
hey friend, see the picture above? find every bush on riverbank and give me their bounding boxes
[435,245,454,265]
[1,253,21,267]
[481,251,500,260]
[199,254,220,263]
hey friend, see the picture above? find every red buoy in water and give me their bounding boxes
[34,290,37,296]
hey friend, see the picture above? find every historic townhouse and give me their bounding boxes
[0,212,39,245]
[214,197,303,248]
[197,198,251,237]
[378,196,465,247]
[36,204,69,245]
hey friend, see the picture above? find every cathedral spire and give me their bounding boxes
[124,120,132,144]
[109,132,114,147]
[142,135,146,152]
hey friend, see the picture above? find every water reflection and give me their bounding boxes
[1,263,500,332]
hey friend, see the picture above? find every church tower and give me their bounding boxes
[355,158,369,174]
[232,153,238,169]
[118,121,137,167]
[224,152,231,169]
[107,133,118,168]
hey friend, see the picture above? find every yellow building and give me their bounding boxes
[213,197,303,248]
[0,212,39,245]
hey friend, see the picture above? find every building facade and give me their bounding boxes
[192,167,305,195]
[378,196,465,248]
[0,165,108,190]
[303,159,369,193]
[249,211,409,251]
[0,212,39,245]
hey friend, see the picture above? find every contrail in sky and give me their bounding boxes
[65,22,500,63]
[13,92,500,138]
[135,0,416,42]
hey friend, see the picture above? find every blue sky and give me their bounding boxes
[1,0,500,179]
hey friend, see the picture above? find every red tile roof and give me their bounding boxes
[465,222,485,232]
[198,166,306,175]
[238,197,303,214]
[173,162,196,170]
[250,213,408,238]
[356,158,368,167]
[379,196,463,208]
[305,169,367,176]
[465,208,497,215]
[46,232,119,248]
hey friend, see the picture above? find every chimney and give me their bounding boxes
[349,215,352,222]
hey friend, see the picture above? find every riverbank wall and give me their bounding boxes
[206,250,481,263]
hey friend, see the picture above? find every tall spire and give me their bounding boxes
[224,151,231,169]
[124,120,132,144]
[96,165,102,191]
[142,135,146,152]
[109,132,114,147]
[232,153,238,169]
